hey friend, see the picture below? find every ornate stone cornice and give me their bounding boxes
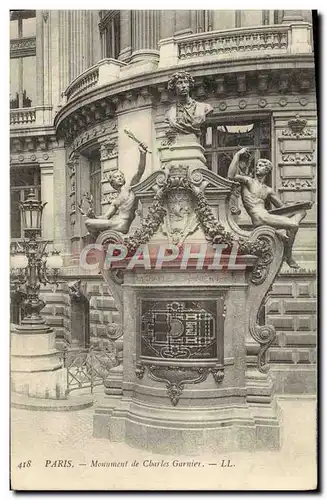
[10,135,56,162]
[61,99,115,145]
[70,120,117,153]
[54,54,315,145]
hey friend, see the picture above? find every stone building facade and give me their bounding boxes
[10,10,317,394]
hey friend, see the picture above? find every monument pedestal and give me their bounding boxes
[94,257,282,453]
[11,322,67,399]
[92,162,288,454]
[159,133,207,170]
[11,320,94,410]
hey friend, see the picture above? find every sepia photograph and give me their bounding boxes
[8,8,318,491]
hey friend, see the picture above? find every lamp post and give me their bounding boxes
[10,189,67,402]
[10,189,63,323]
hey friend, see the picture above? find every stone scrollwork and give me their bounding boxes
[144,365,210,406]
[248,234,274,286]
[96,230,125,316]
[247,226,284,373]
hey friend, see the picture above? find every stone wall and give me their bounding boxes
[40,279,121,349]
[266,272,317,394]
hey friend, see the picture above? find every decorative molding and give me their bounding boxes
[55,64,315,144]
[62,100,115,144]
[42,11,49,22]
[72,121,117,151]
[10,135,54,154]
[67,152,79,228]
[281,179,314,190]
[281,152,314,164]
[282,114,311,138]
[100,140,118,161]
[10,37,36,58]
[142,364,214,406]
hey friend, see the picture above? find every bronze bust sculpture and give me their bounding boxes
[165,71,213,138]
[228,147,309,269]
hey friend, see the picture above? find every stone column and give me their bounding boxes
[53,142,70,256]
[175,10,192,35]
[119,11,132,62]
[130,10,160,64]
[42,10,51,107]
[58,11,70,98]
[40,164,54,241]
[50,11,61,111]
[68,11,94,82]
[159,11,176,39]
[282,10,304,22]
[35,11,44,106]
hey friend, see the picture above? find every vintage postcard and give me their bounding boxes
[9,9,317,491]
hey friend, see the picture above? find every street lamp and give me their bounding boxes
[10,189,63,324]
[10,189,68,402]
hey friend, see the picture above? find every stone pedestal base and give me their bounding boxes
[104,364,123,396]
[159,133,207,170]
[11,391,93,411]
[11,322,67,400]
[93,397,281,454]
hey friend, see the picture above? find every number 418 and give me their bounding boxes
[17,460,31,469]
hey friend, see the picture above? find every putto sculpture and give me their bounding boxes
[165,71,213,139]
[81,141,148,236]
[228,147,311,269]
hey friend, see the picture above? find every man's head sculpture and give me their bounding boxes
[255,158,273,177]
[168,71,195,97]
[108,170,126,190]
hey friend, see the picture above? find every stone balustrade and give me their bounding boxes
[158,22,313,67]
[64,58,126,103]
[10,106,54,128]
[10,108,36,126]
[65,65,99,102]
[178,28,289,59]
